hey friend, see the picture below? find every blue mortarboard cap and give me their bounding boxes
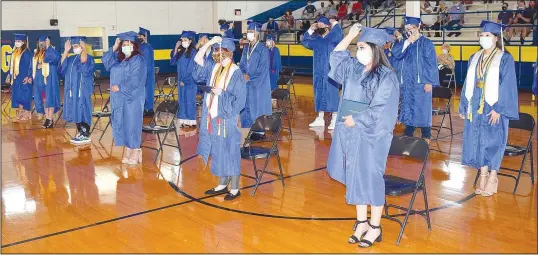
[404,16,421,26]
[358,27,393,46]
[118,31,138,41]
[14,33,27,41]
[181,31,196,40]
[220,23,229,30]
[139,27,150,37]
[212,37,236,52]
[383,27,396,36]
[266,34,276,41]
[70,36,87,44]
[198,33,209,40]
[480,20,504,35]
[316,16,331,26]
[38,35,50,42]
[247,20,254,25]
[247,22,262,31]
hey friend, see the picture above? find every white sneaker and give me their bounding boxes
[328,116,337,130]
[309,117,325,127]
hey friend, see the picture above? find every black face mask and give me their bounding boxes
[316,28,327,35]
[137,38,144,43]
[502,7,507,10]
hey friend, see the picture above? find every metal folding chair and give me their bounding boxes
[383,135,431,246]
[431,86,453,140]
[240,112,285,196]
[271,88,293,140]
[141,99,182,163]
[90,97,112,141]
[279,68,297,100]
[93,70,103,99]
[154,77,177,103]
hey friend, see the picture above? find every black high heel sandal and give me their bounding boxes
[358,223,382,248]
[348,220,368,244]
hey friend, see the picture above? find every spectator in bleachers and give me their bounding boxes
[297,19,311,43]
[349,0,364,21]
[430,13,447,37]
[446,0,465,37]
[266,17,279,36]
[303,1,317,19]
[497,3,513,44]
[319,2,330,17]
[526,0,536,39]
[421,1,436,37]
[337,1,349,20]
[510,0,533,44]
[282,10,295,30]
[437,43,455,86]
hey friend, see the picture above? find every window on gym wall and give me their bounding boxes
[76,27,106,57]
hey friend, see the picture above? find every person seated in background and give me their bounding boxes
[437,43,455,86]
[266,17,279,36]
[497,2,514,44]
[349,0,364,21]
[421,1,436,37]
[297,18,311,43]
[445,0,465,37]
[337,1,349,21]
[319,1,330,17]
[282,9,295,30]
[510,0,533,45]
[303,0,317,19]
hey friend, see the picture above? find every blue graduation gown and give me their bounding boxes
[532,59,537,96]
[102,49,147,149]
[193,60,247,177]
[10,49,33,111]
[392,36,439,128]
[301,24,343,113]
[140,42,155,111]
[327,51,400,206]
[269,46,282,91]
[224,29,235,39]
[33,47,61,114]
[170,49,198,121]
[458,53,519,171]
[239,42,272,128]
[59,54,95,125]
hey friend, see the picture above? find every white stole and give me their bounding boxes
[464,49,503,112]
[206,63,239,118]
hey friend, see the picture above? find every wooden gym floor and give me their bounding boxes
[1,80,537,253]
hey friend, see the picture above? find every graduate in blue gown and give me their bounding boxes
[171,31,198,127]
[392,16,439,142]
[458,21,519,197]
[6,34,33,121]
[138,27,156,117]
[328,25,399,248]
[266,34,282,91]
[382,26,404,68]
[59,36,95,144]
[220,23,235,39]
[301,16,343,130]
[195,33,215,94]
[32,35,61,128]
[239,22,272,133]
[532,58,537,96]
[102,31,147,165]
[193,36,247,201]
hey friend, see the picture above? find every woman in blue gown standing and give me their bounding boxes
[327,25,399,248]
[60,36,95,144]
[266,34,282,91]
[171,31,198,128]
[458,21,519,197]
[32,35,61,128]
[102,31,147,165]
[193,36,247,201]
[6,34,33,122]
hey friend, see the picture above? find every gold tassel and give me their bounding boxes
[477,85,486,115]
[223,120,226,138]
[467,111,472,122]
[217,120,221,136]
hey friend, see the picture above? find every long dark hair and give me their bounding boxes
[117,40,141,61]
[361,42,393,101]
[15,40,28,52]
[177,41,195,59]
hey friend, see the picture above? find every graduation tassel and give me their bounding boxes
[217,118,221,136]
[477,85,486,115]
[223,120,226,138]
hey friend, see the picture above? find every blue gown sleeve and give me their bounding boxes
[102,47,118,71]
[193,57,216,84]
[220,69,247,119]
[492,53,519,120]
[326,24,343,45]
[301,31,320,50]
[225,30,235,39]
[170,49,178,66]
[328,50,358,85]
[390,40,407,61]
[274,47,282,73]
[352,72,399,128]
[120,56,147,98]
[246,48,269,88]
[24,51,33,79]
[184,50,197,85]
[239,48,248,73]
[43,47,60,65]
[420,39,440,86]
[59,56,69,78]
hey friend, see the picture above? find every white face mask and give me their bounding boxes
[479,36,495,50]
[14,42,23,48]
[182,41,190,48]
[266,41,272,47]
[122,45,133,57]
[442,49,448,54]
[247,33,255,41]
[356,50,372,66]
[73,47,82,55]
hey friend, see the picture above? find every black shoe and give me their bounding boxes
[358,223,382,248]
[43,119,53,129]
[204,187,229,195]
[42,119,49,128]
[224,191,241,201]
[348,220,368,244]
